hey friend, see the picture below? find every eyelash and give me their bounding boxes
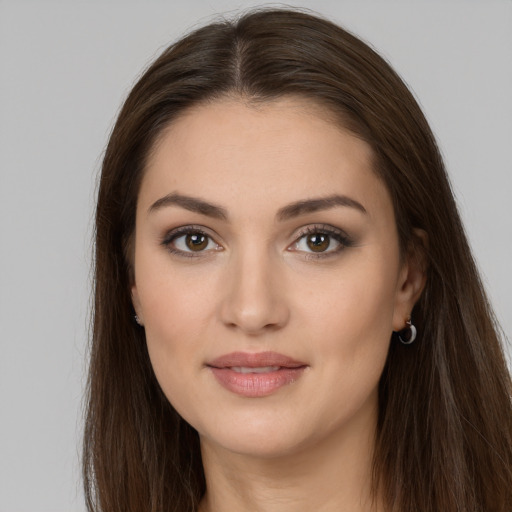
[161,225,220,259]
[161,224,353,259]
[291,224,353,260]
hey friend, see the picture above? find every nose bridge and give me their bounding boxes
[219,241,289,334]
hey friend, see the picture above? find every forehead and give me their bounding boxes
[139,97,391,221]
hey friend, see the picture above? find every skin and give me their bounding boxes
[131,97,426,512]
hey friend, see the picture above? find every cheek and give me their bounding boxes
[140,278,209,356]
[137,241,217,332]
[135,255,222,406]
[141,294,203,419]
[301,254,397,340]
[294,252,397,394]
[286,261,395,435]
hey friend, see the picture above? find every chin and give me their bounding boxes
[201,427,311,460]
[193,405,333,461]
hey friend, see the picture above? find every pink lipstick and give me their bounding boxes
[207,351,307,397]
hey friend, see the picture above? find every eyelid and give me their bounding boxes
[161,225,223,257]
[288,224,353,257]
[160,223,354,259]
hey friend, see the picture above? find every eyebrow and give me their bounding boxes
[276,194,367,221]
[148,192,228,220]
[148,192,367,221]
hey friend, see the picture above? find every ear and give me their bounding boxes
[131,283,144,326]
[392,229,428,331]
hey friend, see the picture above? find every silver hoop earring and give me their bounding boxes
[398,317,417,345]
[134,314,143,326]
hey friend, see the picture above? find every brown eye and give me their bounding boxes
[185,233,208,251]
[306,233,330,252]
[290,227,347,256]
[165,228,221,256]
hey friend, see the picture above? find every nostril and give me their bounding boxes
[218,262,290,333]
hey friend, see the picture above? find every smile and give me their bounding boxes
[207,352,307,397]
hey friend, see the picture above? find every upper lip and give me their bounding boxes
[207,351,307,369]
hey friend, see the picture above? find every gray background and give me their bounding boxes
[0,1,510,511]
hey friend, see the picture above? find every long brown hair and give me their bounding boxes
[83,8,512,512]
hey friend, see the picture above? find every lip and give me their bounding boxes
[207,351,308,398]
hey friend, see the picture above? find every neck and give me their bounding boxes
[198,403,382,512]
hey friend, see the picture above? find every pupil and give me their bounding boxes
[186,233,208,251]
[307,234,329,252]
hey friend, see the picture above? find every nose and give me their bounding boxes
[219,249,290,335]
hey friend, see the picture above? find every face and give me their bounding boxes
[131,97,422,458]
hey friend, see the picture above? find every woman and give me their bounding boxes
[83,8,512,512]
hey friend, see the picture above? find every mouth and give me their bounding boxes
[207,351,308,397]
[207,351,307,369]
[229,366,281,373]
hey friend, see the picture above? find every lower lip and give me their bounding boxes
[209,367,306,397]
